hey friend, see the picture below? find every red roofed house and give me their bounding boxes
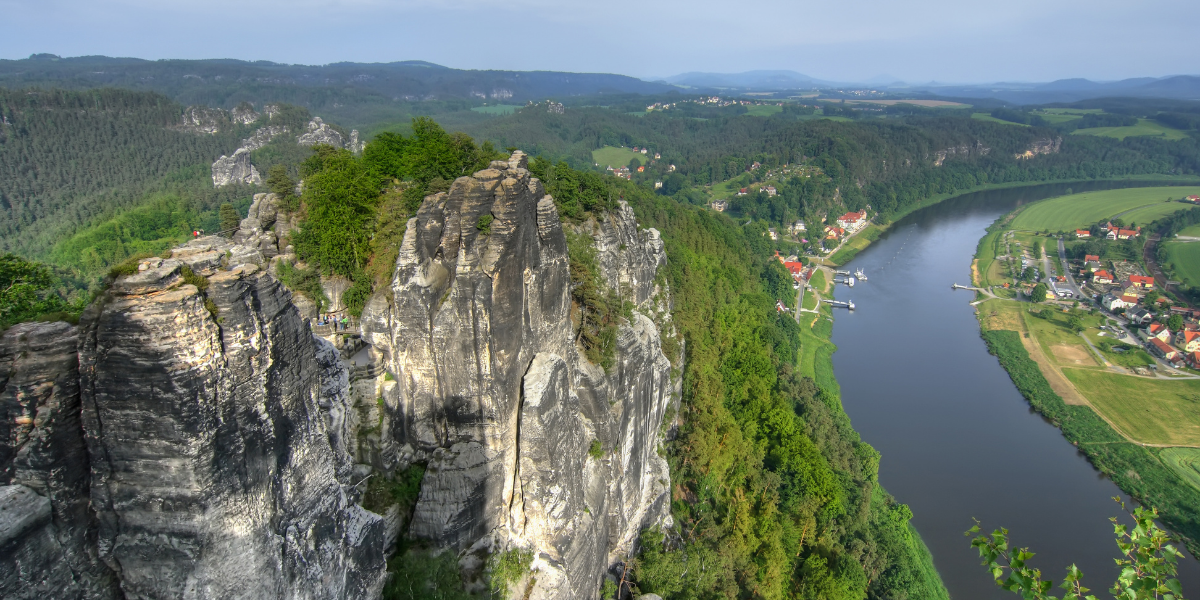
[1188,351,1200,370]
[1147,322,1172,342]
[825,226,845,240]
[1188,195,1200,203]
[1116,228,1139,240]
[1129,275,1155,289]
[783,261,804,278]
[1092,269,1114,284]
[836,211,867,230]
[1178,330,1200,353]
[1121,293,1139,306]
[1075,229,1091,238]
[1150,337,1178,360]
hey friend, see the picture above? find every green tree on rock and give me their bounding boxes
[1031,283,1049,303]
[0,254,68,328]
[219,203,241,236]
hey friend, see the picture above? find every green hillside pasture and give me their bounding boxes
[1162,241,1200,289]
[592,146,650,168]
[1063,369,1200,446]
[1176,223,1200,237]
[1009,187,1200,232]
[470,104,521,115]
[745,104,783,117]
[1073,118,1189,141]
[971,113,1029,126]
[1161,448,1200,492]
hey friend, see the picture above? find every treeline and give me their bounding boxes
[457,106,1200,230]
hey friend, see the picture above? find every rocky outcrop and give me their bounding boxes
[933,140,991,166]
[178,106,228,135]
[298,117,364,154]
[211,147,262,187]
[240,125,288,152]
[1015,136,1063,160]
[231,192,299,260]
[361,151,675,599]
[231,103,260,125]
[0,246,389,599]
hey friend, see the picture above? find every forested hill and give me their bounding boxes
[459,106,1200,223]
[0,55,674,110]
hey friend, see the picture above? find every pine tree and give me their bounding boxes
[219,203,240,236]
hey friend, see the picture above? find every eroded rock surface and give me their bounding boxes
[211,147,261,186]
[362,151,675,599]
[298,117,363,154]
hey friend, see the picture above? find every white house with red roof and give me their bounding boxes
[1178,330,1200,353]
[836,211,867,231]
[1075,229,1091,238]
[1092,269,1114,284]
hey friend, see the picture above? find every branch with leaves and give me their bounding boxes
[967,500,1186,600]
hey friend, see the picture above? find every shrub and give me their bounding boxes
[588,439,604,459]
[488,548,533,598]
[477,214,494,235]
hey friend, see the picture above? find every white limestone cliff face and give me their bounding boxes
[361,151,676,599]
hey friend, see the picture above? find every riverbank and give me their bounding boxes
[970,192,1200,555]
[797,265,950,599]
[828,175,1200,267]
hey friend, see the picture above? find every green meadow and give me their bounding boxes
[1162,241,1200,289]
[745,104,783,117]
[1009,187,1200,231]
[1073,118,1189,141]
[591,145,651,168]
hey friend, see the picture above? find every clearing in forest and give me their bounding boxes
[1072,118,1189,141]
[1009,186,1200,232]
[592,146,651,168]
[1063,369,1200,446]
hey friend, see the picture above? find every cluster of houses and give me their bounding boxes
[1139,316,1200,369]
[775,251,809,290]
[1074,222,1141,241]
[646,98,784,111]
[1186,195,1200,204]
[736,185,778,197]
[607,165,633,180]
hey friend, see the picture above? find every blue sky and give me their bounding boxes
[2,0,1197,83]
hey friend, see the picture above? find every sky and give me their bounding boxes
[2,0,1197,83]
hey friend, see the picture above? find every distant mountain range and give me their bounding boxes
[0,54,675,107]
[3,55,1197,108]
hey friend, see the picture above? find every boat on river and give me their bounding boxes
[855,268,867,280]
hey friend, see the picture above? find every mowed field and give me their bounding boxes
[1063,369,1200,446]
[592,146,650,168]
[1162,241,1200,289]
[1160,447,1200,491]
[1073,118,1189,141]
[1009,187,1200,231]
[470,104,520,115]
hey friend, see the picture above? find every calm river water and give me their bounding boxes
[830,181,1200,599]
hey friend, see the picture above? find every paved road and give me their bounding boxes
[1057,237,1084,297]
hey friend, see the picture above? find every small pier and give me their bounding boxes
[828,299,856,310]
[952,283,985,292]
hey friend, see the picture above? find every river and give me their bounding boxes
[830,181,1200,599]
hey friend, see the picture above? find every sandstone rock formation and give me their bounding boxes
[933,140,991,166]
[362,151,676,599]
[0,250,389,599]
[211,147,262,187]
[178,106,228,135]
[239,125,288,151]
[298,117,364,154]
[231,103,260,125]
[1015,136,1063,159]
[1,149,675,600]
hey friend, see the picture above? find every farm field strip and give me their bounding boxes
[1062,369,1200,446]
[1161,448,1200,491]
[591,145,651,168]
[1008,186,1200,231]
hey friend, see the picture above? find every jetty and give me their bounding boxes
[828,299,856,310]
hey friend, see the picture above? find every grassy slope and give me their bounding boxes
[1009,187,1200,231]
[971,113,1029,126]
[592,145,650,168]
[1063,369,1200,446]
[1073,118,1189,141]
[1161,448,1200,491]
[1162,241,1200,288]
